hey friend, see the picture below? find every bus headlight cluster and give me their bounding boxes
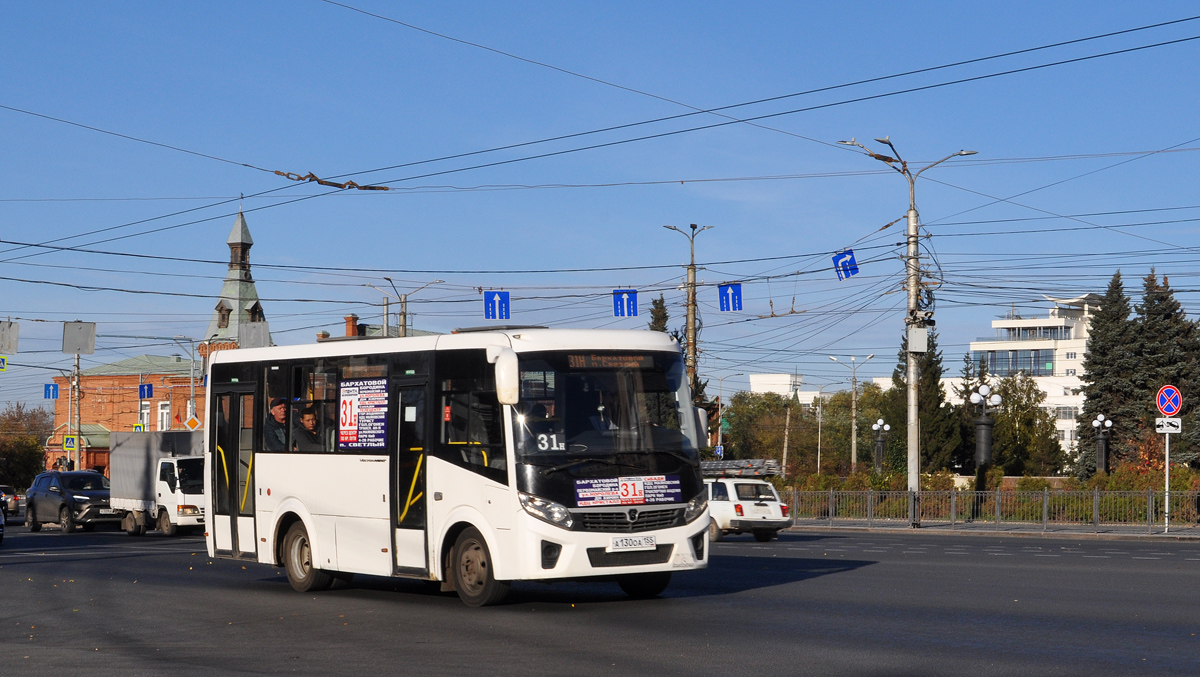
[519,492,573,529]
[683,492,708,523]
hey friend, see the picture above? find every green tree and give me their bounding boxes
[887,328,961,473]
[952,352,991,474]
[0,402,51,488]
[992,372,1063,475]
[1078,271,1136,477]
[1130,271,1200,465]
[648,294,669,333]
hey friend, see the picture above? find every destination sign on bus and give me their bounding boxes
[575,475,682,507]
[567,354,654,369]
[338,377,388,449]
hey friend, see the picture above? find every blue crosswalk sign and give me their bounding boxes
[139,383,153,399]
[832,249,859,281]
[44,384,59,400]
[612,289,638,317]
[718,283,743,312]
[484,291,511,320]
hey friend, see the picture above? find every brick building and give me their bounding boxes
[46,213,271,474]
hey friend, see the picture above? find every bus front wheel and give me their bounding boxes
[283,522,333,593]
[452,527,510,607]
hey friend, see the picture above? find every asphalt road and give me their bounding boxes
[2,520,1198,676]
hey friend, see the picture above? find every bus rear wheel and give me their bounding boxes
[283,522,333,593]
[452,527,509,607]
[618,572,671,599]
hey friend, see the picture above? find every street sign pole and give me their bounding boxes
[1155,385,1183,533]
[1165,430,1171,533]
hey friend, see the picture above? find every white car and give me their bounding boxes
[704,477,790,542]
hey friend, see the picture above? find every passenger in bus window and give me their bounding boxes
[293,406,323,452]
[264,397,288,451]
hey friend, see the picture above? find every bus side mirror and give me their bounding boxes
[487,345,520,406]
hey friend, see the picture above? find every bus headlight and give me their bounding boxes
[683,492,708,523]
[519,492,573,530]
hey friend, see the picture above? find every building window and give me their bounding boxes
[1056,406,1079,420]
[215,302,232,329]
[157,401,172,431]
[1065,368,1077,376]
[248,302,265,323]
[1056,430,1066,441]
[1065,352,1077,360]
[139,401,150,426]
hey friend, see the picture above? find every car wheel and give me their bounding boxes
[753,530,773,542]
[283,522,333,593]
[708,518,724,542]
[26,506,40,532]
[618,572,672,599]
[452,527,510,607]
[59,507,75,534]
[158,510,178,537]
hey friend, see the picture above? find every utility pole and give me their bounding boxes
[73,353,81,471]
[382,297,390,337]
[829,354,873,473]
[373,278,443,339]
[781,404,791,480]
[664,223,712,387]
[839,137,975,524]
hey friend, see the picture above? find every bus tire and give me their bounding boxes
[158,510,178,537]
[26,506,41,532]
[618,572,671,599]
[59,507,75,534]
[708,519,723,542]
[283,522,333,593]
[452,527,510,607]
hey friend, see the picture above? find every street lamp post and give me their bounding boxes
[838,137,976,503]
[969,384,1002,520]
[829,354,873,473]
[370,278,444,337]
[871,419,891,473]
[814,382,839,475]
[664,223,712,388]
[715,373,743,453]
[1092,414,1113,475]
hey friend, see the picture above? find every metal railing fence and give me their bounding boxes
[787,489,1200,534]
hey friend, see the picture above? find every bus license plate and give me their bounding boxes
[608,535,656,552]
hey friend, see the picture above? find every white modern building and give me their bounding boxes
[749,373,811,403]
[942,294,1099,454]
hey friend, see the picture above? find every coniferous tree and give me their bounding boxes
[1078,271,1136,477]
[888,328,961,472]
[648,294,670,333]
[1127,271,1200,464]
[952,352,991,474]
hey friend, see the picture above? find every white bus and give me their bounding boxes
[205,327,709,606]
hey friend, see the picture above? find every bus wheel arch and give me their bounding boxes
[274,512,304,566]
[438,521,475,590]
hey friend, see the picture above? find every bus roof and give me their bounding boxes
[207,328,680,365]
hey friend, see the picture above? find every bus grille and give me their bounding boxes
[586,544,674,568]
[574,507,683,533]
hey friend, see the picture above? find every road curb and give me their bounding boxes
[784,524,1200,543]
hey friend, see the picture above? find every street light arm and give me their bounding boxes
[913,151,975,180]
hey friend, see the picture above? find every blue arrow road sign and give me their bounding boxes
[612,289,638,317]
[1157,384,1182,416]
[832,249,859,281]
[139,383,153,399]
[484,291,511,320]
[718,283,743,312]
[44,384,58,400]
[714,445,724,459]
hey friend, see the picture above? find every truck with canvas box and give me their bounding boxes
[110,431,205,536]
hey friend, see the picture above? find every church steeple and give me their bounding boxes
[204,212,271,350]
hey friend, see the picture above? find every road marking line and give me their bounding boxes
[1082,555,1109,558]
[1034,554,1060,557]
[1132,556,1161,560]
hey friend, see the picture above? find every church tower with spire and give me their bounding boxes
[203,212,272,353]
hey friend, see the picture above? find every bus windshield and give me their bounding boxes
[512,351,700,471]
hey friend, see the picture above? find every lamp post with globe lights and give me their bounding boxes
[871,419,891,473]
[1092,414,1114,475]
[969,384,1002,494]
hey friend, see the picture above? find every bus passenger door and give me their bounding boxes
[392,381,428,574]
[211,387,258,559]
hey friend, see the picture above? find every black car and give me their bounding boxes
[25,471,119,533]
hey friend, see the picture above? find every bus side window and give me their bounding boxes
[436,349,506,482]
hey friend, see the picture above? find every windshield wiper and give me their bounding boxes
[540,457,630,476]
[648,450,699,467]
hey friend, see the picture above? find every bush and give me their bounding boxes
[1016,476,1051,491]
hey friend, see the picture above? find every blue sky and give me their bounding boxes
[2,2,1199,404]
